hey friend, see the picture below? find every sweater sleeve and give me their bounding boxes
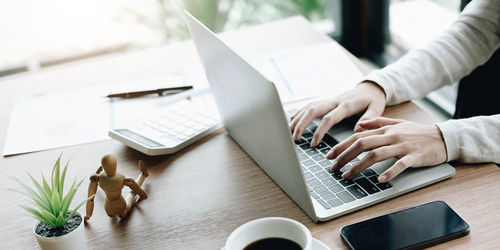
[436,115,500,163]
[364,0,500,106]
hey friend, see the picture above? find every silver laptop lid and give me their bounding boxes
[184,11,317,221]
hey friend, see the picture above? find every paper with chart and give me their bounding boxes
[250,42,363,103]
[2,74,190,156]
[3,41,364,155]
[183,42,364,104]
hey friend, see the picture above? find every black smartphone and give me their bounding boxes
[340,201,470,250]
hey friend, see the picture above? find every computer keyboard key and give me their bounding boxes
[303,172,314,180]
[303,131,314,139]
[309,165,322,173]
[329,184,344,193]
[175,134,187,141]
[301,159,315,167]
[325,167,333,174]
[315,142,327,149]
[318,160,332,168]
[320,147,331,155]
[332,171,343,180]
[311,192,320,199]
[301,167,308,173]
[321,178,336,186]
[312,154,324,162]
[336,191,355,203]
[339,179,355,187]
[361,168,376,177]
[315,171,330,179]
[192,124,206,131]
[305,149,319,156]
[307,124,318,132]
[295,138,307,145]
[182,129,196,137]
[320,191,336,200]
[317,199,331,210]
[376,182,393,190]
[346,185,368,199]
[298,153,308,161]
[307,178,321,187]
[323,134,338,147]
[326,198,343,208]
[300,144,311,150]
[368,175,379,184]
[313,185,329,194]
[201,119,215,126]
[354,177,380,194]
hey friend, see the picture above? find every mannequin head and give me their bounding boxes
[101,154,117,177]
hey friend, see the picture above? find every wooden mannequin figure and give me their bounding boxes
[84,154,149,220]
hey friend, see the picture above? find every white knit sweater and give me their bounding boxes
[364,0,500,163]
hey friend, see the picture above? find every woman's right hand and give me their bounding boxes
[289,81,387,147]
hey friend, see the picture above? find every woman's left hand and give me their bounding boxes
[327,117,448,183]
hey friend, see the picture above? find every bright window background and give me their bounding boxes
[0,0,336,74]
[389,0,461,117]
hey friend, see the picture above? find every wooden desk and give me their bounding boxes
[1,17,499,250]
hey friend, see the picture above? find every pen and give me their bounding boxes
[106,85,193,98]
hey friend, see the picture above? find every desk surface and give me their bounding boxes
[1,17,499,250]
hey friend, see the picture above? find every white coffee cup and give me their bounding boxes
[222,217,312,250]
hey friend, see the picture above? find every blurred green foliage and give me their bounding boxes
[133,0,332,42]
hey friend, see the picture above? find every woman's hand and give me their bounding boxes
[327,117,448,182]
[289,81,386,147]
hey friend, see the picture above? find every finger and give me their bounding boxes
[342,145,404,179]
[378,155,415,182]
[310,104,349,147]
[326,127,386,160]
[290,104,309,120]
[354,103,385,132]
[358,117,402,130]
[289,108,307,132]
[292,101,336,141]
[330,134,392,172]
[292,109,318,141]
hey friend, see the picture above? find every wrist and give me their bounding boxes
[360,80,386,101]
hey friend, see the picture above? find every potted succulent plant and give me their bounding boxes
[13,155,93,250]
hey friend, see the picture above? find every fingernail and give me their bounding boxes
[331,160,338,170]
[342,170,351,179]
[378,175,387,182]
[310,138,316,147]
[327,148,335,159]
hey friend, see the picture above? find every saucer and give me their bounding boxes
[312,237,330,250]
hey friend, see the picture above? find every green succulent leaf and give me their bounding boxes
[60,159,69,199]
[51,155,61,198]
[20,204,46,222]
[26,174,52,210]
[13,155,88,228]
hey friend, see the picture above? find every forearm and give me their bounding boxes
[365,0,500,105]
[436,114,500,163]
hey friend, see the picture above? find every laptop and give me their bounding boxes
[184,12,455,222]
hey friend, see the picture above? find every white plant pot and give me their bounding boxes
[33,212,86,250]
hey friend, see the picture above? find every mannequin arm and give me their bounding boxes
[124,177,148,202]
[84,174,99,220]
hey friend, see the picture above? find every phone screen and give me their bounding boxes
[340,201,470,250]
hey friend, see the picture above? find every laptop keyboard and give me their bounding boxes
[292,118,393,210]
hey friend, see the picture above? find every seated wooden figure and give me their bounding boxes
[84,154,149,220]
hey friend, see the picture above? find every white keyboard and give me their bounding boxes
[109,94,221,155]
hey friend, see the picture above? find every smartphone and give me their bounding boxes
[340,201,470,250]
